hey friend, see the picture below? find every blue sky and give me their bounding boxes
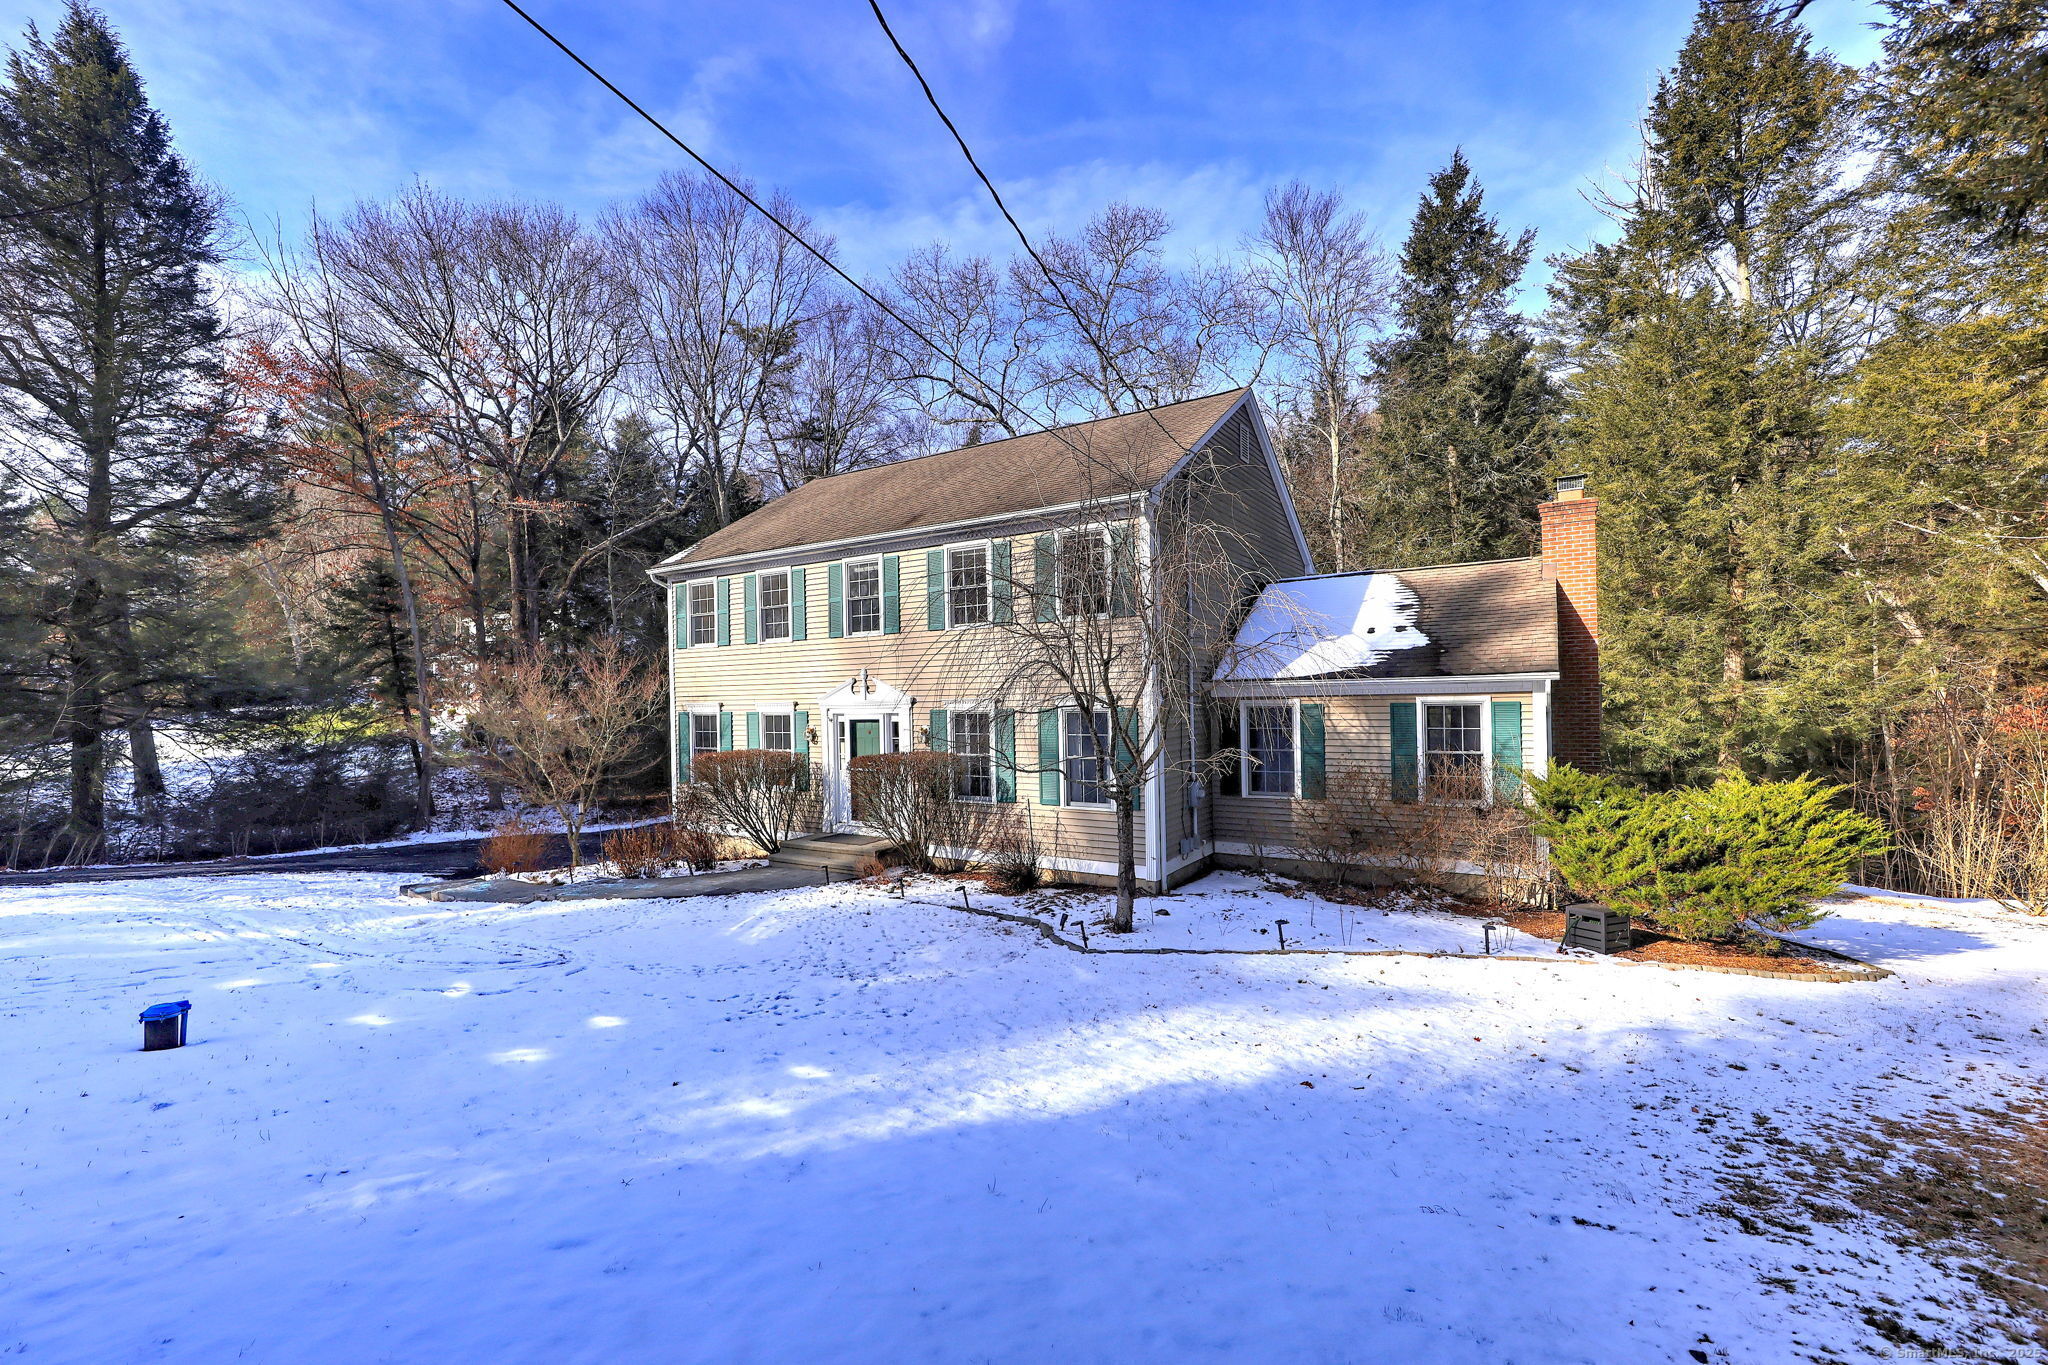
[19,0,1887,293]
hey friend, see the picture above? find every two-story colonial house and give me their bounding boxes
[648,387,1598,892]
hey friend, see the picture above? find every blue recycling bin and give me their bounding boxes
[140,1000,190,1051]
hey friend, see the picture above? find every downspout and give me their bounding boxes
[1142,497,1167,890]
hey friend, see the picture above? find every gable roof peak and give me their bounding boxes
[653,387,1254,574]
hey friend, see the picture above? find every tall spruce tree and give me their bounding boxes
[0,3,257,852]
[1552,0,1874,782]
[1877,0,2048,249]
[1360,151,1551,568]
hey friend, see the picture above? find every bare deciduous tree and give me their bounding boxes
[321,187,632,651]
[463,636,665,878]
[1247,182,1391,571]
[610,171,828,529]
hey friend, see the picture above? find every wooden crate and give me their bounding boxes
[1563,905,1630,954]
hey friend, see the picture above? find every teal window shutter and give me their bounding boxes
[1300,703,1326,799]
[743,575,758,644]
[1037,709,1063,805]
[927,549,947,630]
[718,710,734,751]
[1389,701,1418,802]
[1491,699,1525,801]
[792,709,811,791]
[1034,535,1057,621]
[991,541,1013,623]
[1109,523,1137,617]
[672,586,688,649]
[828,563,844,638]
[928,708,949,751]
[745,711,761,749]
[716,577,732,646]
[790,566,808,640]
[882,555,901,634]
[1115,706,1142,810]
[994,710,1016,802]
[676,712,692,782]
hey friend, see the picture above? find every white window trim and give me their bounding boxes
[1416,694,1494,805]
[843,555,885,637]
[1237,699,1301,800]
[686,705,722,775]
[946,704,998,804]
[684,578,719,647]
[758,711,797,753]
[1054,525,1115,620]
[1060,705,1115,809]
[757,568,794,644]
[944,540,994,630]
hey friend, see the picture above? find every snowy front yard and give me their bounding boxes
[4,872,2044,1362]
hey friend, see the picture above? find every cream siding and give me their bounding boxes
[671,526,1151,872]
[1210,692,1539,853]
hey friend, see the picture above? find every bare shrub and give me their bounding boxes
[853,855,890,881]
[848,752,962,870]
[689,750,808,854]
[481,815,548,874]
[464,637,666,878]
[981,806,1043,893]
[1292,768,1401,886]
[602,822,681,878]
[1291,767,1542,904]
[1877,686,2048,912]
[670,790,723,871]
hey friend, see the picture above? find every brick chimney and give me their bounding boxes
[1539,476,1601,770]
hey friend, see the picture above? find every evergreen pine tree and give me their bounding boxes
[1877,0,2048,248]
[1360,151,1551,568]
[0,3,257,852]
[1551,0,1874,782]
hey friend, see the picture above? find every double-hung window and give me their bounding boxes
[687,581,717,646]
[845,558,883,634]
[1062,708,1111,806]
[689,712,720,774]
[951,711,994,801]
[761,713,793,752]
[759,570,791,642]
[947,545,989,627]
[1057,529,1111,618]
[1242,703,1297,797]
[1424,702,1485,800]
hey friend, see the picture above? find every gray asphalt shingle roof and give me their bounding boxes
[653,389,1248,572]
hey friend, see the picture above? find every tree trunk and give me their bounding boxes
[107,592,165,826]
[126,716,166,826]
[369,497,437,826]
[1112,796,1138,932]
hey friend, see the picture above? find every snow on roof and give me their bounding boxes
[1215,573,1431,681]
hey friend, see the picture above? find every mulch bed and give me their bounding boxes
[1291,879,1846,975]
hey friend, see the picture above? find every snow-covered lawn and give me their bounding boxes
[4,872,2043,1362]
[997,869,1519,953]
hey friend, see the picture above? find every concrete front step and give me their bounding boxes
[769,834,896,873]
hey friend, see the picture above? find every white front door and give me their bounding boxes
[817,676,915,832]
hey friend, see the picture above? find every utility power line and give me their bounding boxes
[497,0,1166,462]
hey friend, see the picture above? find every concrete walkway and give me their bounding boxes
[404,862,822,904]
[0,828,628,888]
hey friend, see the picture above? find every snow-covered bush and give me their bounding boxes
[1534,767,1889,943]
